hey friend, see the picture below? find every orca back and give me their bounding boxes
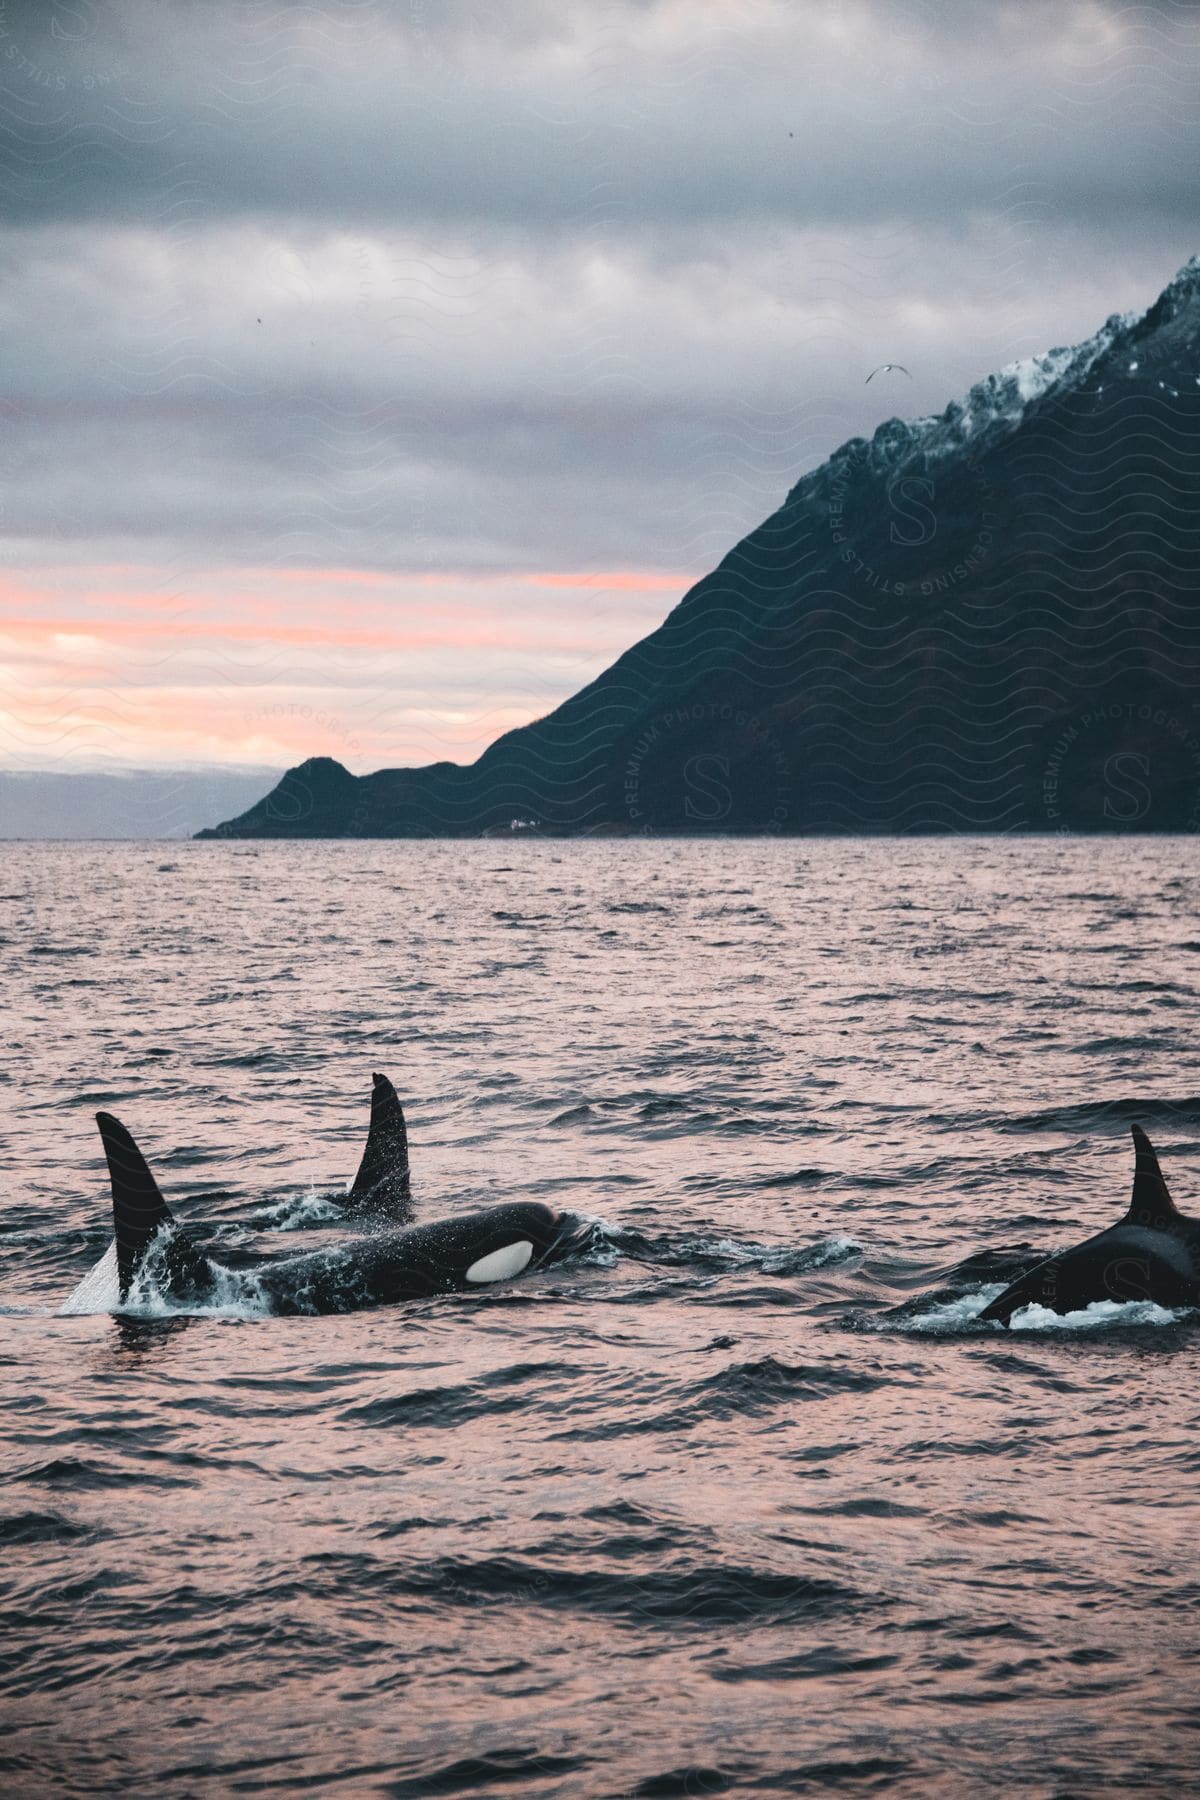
[979,1125,1200,1325]
[254,1200,584,1315]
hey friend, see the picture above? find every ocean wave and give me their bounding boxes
[256,1189,349,1231]
[877,1285,1196,1335]
[592,1222,863,1278]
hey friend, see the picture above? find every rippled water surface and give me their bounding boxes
[3,838,1200,1796]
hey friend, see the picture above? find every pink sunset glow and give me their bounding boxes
[0,565,687,772]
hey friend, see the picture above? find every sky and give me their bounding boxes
[1,0,1198,779]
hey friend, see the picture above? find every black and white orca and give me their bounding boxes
[62,1080,589,1316]
[979,1125,1200,1325]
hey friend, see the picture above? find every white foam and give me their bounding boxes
[120,1242,273,1319]
[1007,1297,1189,1331]
[892,1285,1005,1333]
[894,1284,1192,1335]
[800,1234,862,1269]
[58,1241,120,1315]
[261,1189,346,1230]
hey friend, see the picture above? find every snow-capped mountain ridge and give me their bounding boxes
[204,253,1200,839]
[794,254,1199,502]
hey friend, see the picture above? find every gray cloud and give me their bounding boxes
[3,0,1199,240]
[1,0,1197,772]
[1,217,1189,580]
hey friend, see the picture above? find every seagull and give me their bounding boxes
[865,363,911,383]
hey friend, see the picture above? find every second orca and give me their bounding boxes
[62,1077,591,1316]
[978,1125,1200,1325]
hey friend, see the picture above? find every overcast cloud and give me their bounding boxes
[1,0,1197,778]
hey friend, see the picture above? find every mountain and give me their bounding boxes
[201,259,1200,838]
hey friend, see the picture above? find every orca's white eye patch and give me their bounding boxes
[465,1240,534,1284]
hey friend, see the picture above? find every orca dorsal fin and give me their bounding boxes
[1126,1124,1181,1223]
[96,1112,176,1298]
[347,1073,412,1221]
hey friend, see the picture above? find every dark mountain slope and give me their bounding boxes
[202,258,1200,837]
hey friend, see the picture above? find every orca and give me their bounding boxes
[62,1103,589,1317]
[978,1125,1200,1325]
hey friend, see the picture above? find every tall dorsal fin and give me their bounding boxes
[347,1073,412,1221]
[96,1112,176,1298]
[1126,1124,1181,1222]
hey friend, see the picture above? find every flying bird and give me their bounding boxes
[865,363,911,383]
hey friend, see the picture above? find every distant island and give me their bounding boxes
[201,258,1200,839]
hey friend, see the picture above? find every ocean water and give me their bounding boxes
[2,837,1199,1797]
